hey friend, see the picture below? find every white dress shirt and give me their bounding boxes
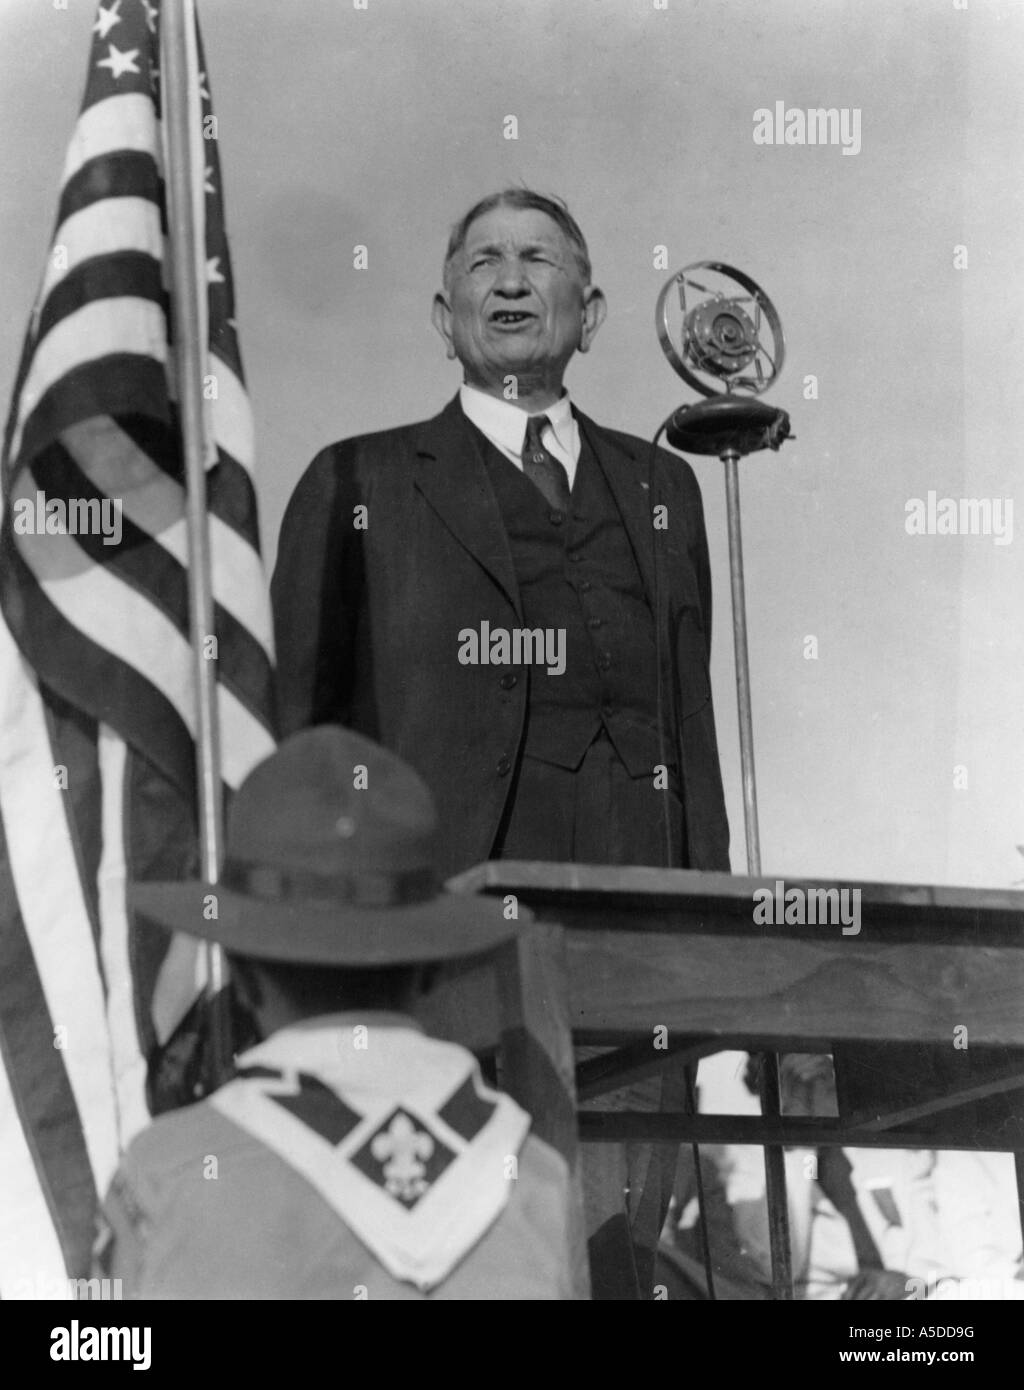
[459,383,581,490]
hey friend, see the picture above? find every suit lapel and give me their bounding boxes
[413,396,522,621]
[575,408,657,607]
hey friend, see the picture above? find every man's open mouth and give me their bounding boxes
[489,311,535,327]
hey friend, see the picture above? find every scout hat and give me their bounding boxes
[130,727,524,964]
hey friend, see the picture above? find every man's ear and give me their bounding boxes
[431,292,458,360]
[578,285,607,354]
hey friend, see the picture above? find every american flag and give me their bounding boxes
[0,0,275,1296]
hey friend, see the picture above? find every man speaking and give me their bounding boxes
[272,190,731,1295]
[273,189,729,879]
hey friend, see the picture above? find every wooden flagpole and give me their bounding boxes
[160,0,232,1084]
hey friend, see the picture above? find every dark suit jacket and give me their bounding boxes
[271,395,730,878]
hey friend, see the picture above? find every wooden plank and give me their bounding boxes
[575,1036,721,1102]
[840,1068,1024,1135]
[562,933,1024,1045]
[578,1112,1022,1151]
[491,922,590,1299]
[436,867,1024,1054]
[833,1040,1024,1147]
[421,936,1024,1051]
[450,860,1024,941]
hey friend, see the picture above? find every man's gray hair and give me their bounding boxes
[443,189,592,286]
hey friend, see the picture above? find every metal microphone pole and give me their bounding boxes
[723,449,761,875]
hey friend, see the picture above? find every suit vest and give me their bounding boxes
[474,424,667,776]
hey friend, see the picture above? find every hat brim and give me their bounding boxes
[129,879,527,966]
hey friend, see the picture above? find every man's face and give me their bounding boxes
[432,206,605,399]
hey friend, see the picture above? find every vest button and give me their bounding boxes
[499,673,517,690]
[549,510,565,526]
[568,550,583,563]
[587,616,603,629]
[579,579,592,592]
[496,755,512,776]
[597,652,612,671]
[532,453,546,464]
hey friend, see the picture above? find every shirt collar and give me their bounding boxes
[459,382,574,458]
[239,1012,423,1069]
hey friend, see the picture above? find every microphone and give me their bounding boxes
[655,261,792,456]
[646,260,795,870]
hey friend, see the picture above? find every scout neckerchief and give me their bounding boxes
[210,1015,532,1291]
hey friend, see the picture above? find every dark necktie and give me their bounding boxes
[522,414,571,512]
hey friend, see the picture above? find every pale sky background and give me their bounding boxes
[1,0,1021,891]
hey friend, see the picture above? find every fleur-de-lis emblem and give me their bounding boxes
[370,1111,434,1203]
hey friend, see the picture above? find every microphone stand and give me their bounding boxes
[666,392,796,1301]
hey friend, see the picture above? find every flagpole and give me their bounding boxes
[161,0,232,1083]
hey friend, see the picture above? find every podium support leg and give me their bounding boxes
[494,920,590,1299]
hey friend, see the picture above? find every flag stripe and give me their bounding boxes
[30,440,276,673]
[48,688,105,959]
[206,453,263,550]
[92,411,263,552]
[97,728,150,1150]
[42,198,164,311]
[15,528,274,788]
[17,358,171,481]
[123,746,204,1057]
[0,1045,72,1298]
[0,621,117,1211]
[2,523,195,791]
[62,94,160,185]
[57,154,162,232]
[205,350,253,473]
[57,421,272,648]
[35,254,165,350]
[10,298,167,460]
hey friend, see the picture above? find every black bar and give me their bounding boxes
[578,1111,1023,1151]
[758,1052,794,1301]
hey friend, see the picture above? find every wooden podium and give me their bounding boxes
[421,862,1024,1300]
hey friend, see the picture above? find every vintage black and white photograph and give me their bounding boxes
[0,0,1020,1342]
